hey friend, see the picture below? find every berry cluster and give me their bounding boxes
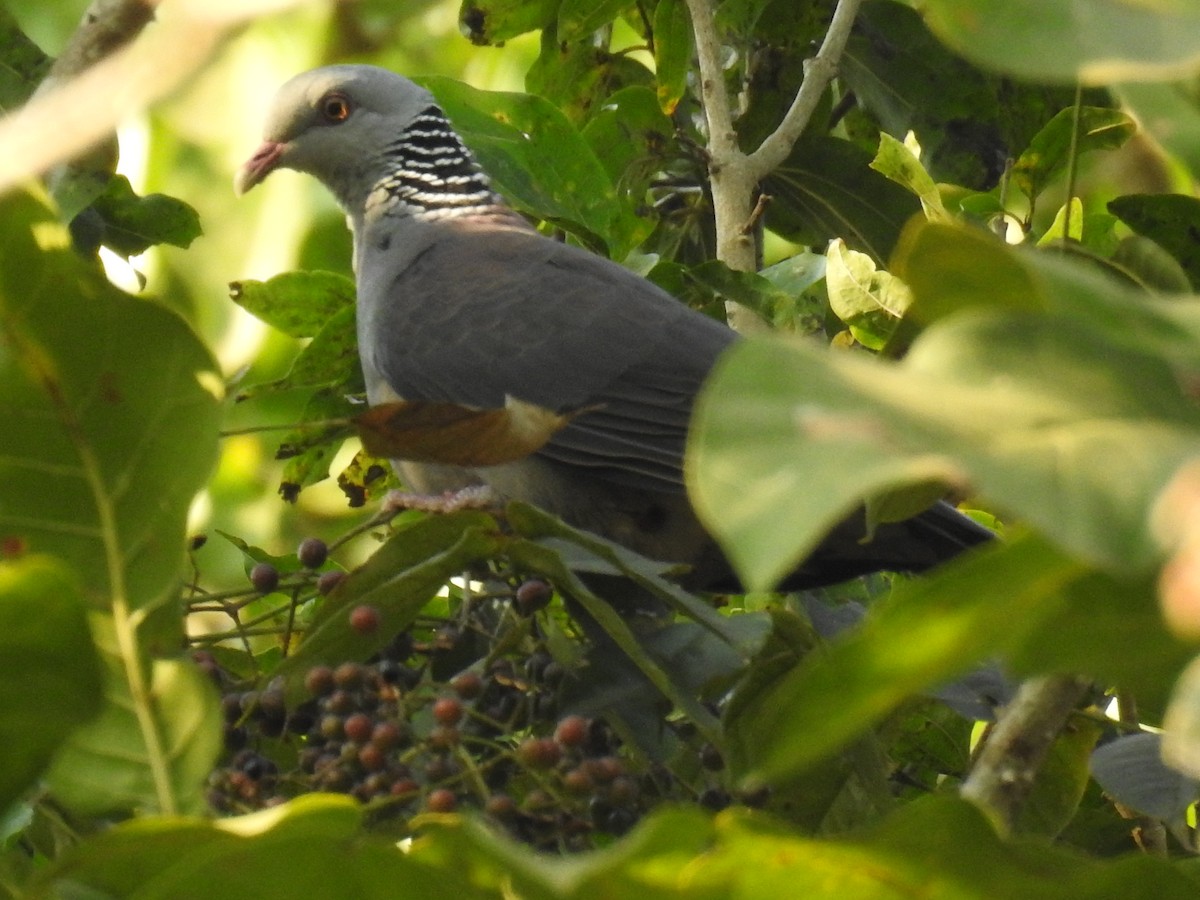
[198,555,745,850]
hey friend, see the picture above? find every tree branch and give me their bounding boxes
[682,0,864,332]
[746,0,863,180]
[960,674,1092,834]
[39,0,159,91]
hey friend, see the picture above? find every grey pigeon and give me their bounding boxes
[236,64,992,590]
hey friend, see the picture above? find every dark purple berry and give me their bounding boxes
[514,579,552,615]
[297,537,328,569]
[249,562,279,594]
[317,569,347,595]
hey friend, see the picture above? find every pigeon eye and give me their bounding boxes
[319,93,352,124]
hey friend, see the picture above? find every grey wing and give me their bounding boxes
[358,221,736,494]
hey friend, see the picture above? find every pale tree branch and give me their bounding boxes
[0,0,304,200]
[38,0,160,91]
[746,0,863,180]
[960,673,1092,834]
[682,0,864,331]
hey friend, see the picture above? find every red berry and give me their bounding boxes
[484,793,516,819]
[344,712,373,743]
[370,721,403,750]
[425,788,457,813]
[450,671,483,699]
[517,737,561,770]
[358,744,386,772]
[391,778,419,797]
[432,696,463,725]
[297,537,328,569]
[554,715,588,748]
[249,562,279,594]
[562,767,594,794]
[333,662,364,689]
[349,604,381,634]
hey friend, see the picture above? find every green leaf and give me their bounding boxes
[46,648,221,816]
[0,187,222,815]
[725,535,1078,785]
[89,175,202,258]
[1012,107,1136,204]
[1037,197,1084,246]
[0,8,51,112]
[421,75,642,255]
[526,29,653,126]
[764,135,922,263]
[921,0,1200,84]
[580,85,675,198]
[238,305,362,399]
[824,238,912,350]
[0,556,103,813]
[1017,716,1101,838]
[228,271,355,339]
[275,388,361,498]
[556,0,624,43]
[458,0,558,45]
[869,133,949,221]
[653,0,692,114]
[31,795,462,900]
[689,241,1200,589]
[1109,193,1200,291]
[1115,81,1200,183]
[0,186,220,626]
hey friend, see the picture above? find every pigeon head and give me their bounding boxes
[234,65,438,211]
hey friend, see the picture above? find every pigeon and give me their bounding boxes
[235,64,992,590]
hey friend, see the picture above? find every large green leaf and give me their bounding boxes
[763,135,922,264]
[31,795,463,900]
[0,187,222,814]
[921,0,1200,84]
[1011,107,1136,205]
[689,220,1200,591]
[1109,193,1200,291]
[0,556,102,813]
[724,535,1079,785]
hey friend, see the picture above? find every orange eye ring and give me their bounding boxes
[319,93,352,123]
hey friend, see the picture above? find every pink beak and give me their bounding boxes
[234,141,286,196]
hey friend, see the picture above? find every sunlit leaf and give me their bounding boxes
[922,0,1200,84]
[228,271,355,339]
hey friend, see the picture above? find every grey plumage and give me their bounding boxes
[237,64,992,590]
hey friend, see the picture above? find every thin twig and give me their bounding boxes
[746,0,864,181]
